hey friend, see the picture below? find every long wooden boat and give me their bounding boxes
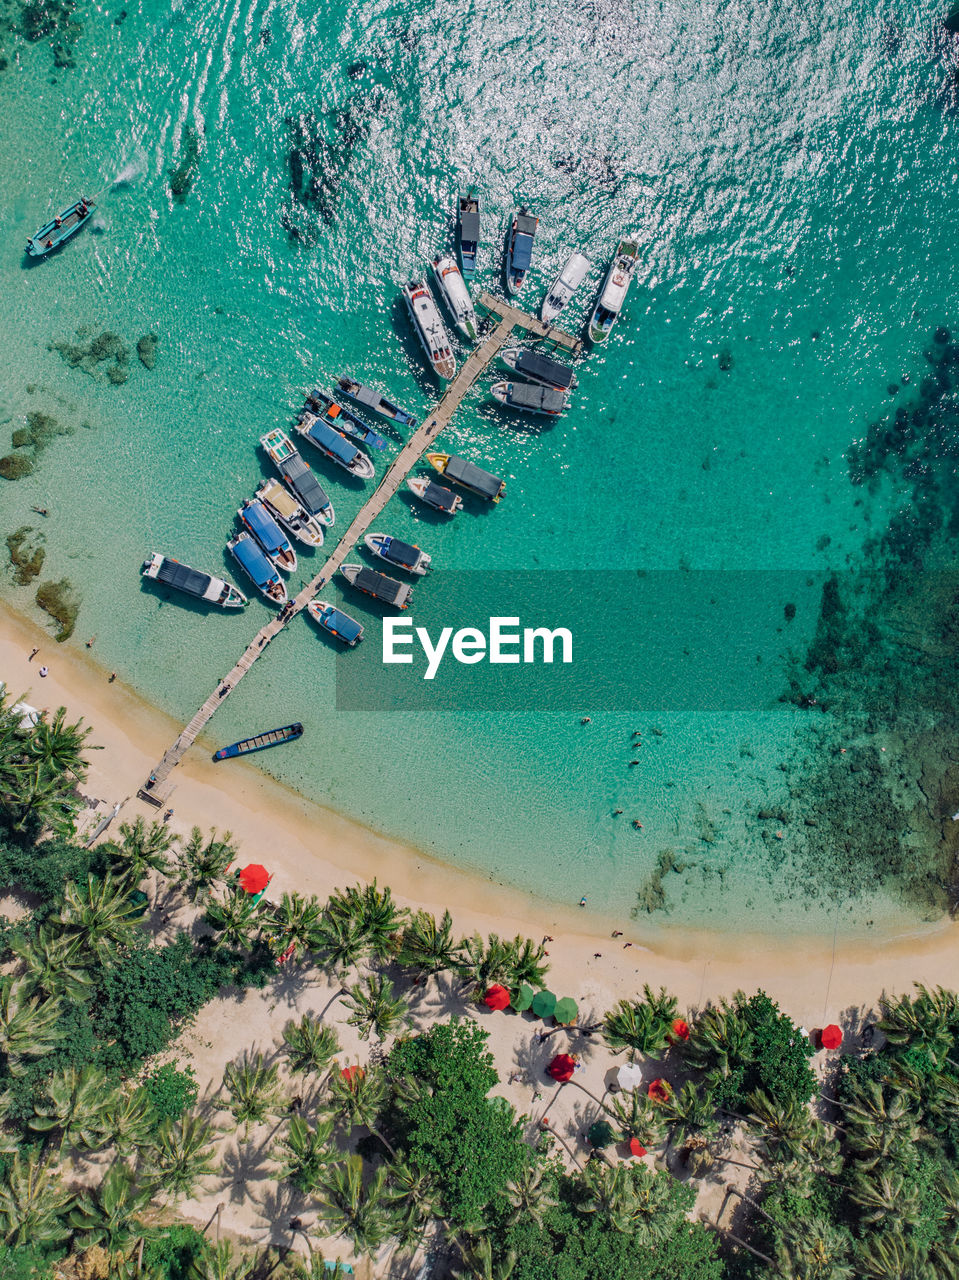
[305,389,388,450]
[457,192,480,278]
[213,722,304,761]
[336,376,417,429]
[26,198,95,257]
[426,452,505,503]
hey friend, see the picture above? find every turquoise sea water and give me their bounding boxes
[3,0,959,934]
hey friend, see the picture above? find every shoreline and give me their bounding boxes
[3,596,959,1026]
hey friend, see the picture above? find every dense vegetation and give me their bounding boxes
[4,689,959,1279]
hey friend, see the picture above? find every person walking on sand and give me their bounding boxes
[109,672,117,683]
[28,647,39,661]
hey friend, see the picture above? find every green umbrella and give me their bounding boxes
[587,1120,616,1149]
[513,983,535,1012]
[553,997,578,1025]
[532,990,557,1019]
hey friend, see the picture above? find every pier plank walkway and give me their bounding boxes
[141,299,578,798]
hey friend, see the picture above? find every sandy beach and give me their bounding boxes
[3,597,958,1029]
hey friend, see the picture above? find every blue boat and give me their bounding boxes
[26,198,95,257]
[305,389,388,450]
[227,532,288,606]
[238,499,297,574]
[505,209,538,295]
[307,600,364,646]
[213,723,303,761]
[294,412,376,480]
[335,376,417,430]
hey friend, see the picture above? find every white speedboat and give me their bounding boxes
[541,251,591,324]
[365,532,431,575]
[403,279,456,380]
[431,255,478,341]
[588,239,639,344]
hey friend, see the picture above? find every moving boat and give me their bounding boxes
[505,209,538,295]
[408,476,462,514]
[213,723,303,761]
[457,192,480,278]
[305,389,387,450]
[260,429,335,525]
[426,453,505,503]
[340,563,413,609]
[541,251,591,323]
[307,600,364,646]
[364,532,432,575]
[499,347,576,391]
[238,499,297,574]
[403,279,456,380]
[336,375,417,429]
[227,532,288,605]
[295,412,376,480]
[588,239,639,344]
[26,198,95,257]
[256,478,324,548]
[141,552,247,609]
[431,255,478,341]
[490,380,568,416]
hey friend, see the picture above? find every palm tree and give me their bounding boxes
[175,826,237,903]
[281,1015,340,1076]
[68,1162,153,1258]
[747,1088,815,1160]
[504,1162,556,1228]
[188,1241,255,1280]
[313,908,369,976]
[456,933,514,993]
[505,936,549,988]
[341,974,410,1042]
[355,879,408,962]
[773,1215,855,1280]
[273,1114,337,1193]
[25,706,96,783]
[383,1158,438,1253]
[313,1157,388,1259]
[12,926,93,1003]
[849,1168,918,1230]
[878,984,957,1066]
[0,1153,73,1247]
[29,1065,121,1155]
[1,706,96,837]
[100,1087,154,1157]
[856,1231,923,1280]
[602,986,678,1058]
[148,1113,219,1202]
[608,1089,668,1150]
[325,1065,396,1156]
[659,1080,718,1150]
[682,1000,750,1085]
[268,892,325,959]
[398,909,462,982]
[841,1081,919,1169]
[204,888,262,953]
[452,1236,517,1280]
[578,1162,675,1241]
[219,1052,285,1136]
[0,977,62,1073]
[57,871,142,959]
[104,816,173,895]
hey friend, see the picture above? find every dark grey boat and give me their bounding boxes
[340,563,413,609]
[500,346,576,391]
[491,381,568,416]
[428,452,506,503]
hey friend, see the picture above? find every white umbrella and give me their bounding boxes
[615,1062,644,1092]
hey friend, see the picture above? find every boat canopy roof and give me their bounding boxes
[232,535,275,587]
[559,252,591,289]
[355,567,409,605]
[282,454,329,513]
[515,214,538,236]
[512,233,534,271]
[508,382,567,412]
[445,454,503,499]
[243,501,285,552]
[306,418,360,464]
[514,350,574,389]
[323,607,363,642]
[155,559,218,600]
[424,481,457,511]
[260,481,298,518]
[385,538,421,568]
[459,209,480,241]
[262,429,294,461]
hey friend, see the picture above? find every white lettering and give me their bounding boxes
[418,626,453,680]
[489,616,521,663]
[452,627,487,664]
[382,617,413,663]
[523,626,573,664]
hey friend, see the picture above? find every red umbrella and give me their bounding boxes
[484,983,511,1011]
[668,1018,690,1044]
[628,1137,647,1158]
[547,1054,576,1083]
[340,1065,365,1085]
[820,1024,843,1050]
[238,863,270,894]
[648,1078,672,1104]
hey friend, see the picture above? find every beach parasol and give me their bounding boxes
[553,997,578,1025]
[628,1137,647,1158]
[648,1078,672,1104]
[532,990,557,1019]
[512,983,535,1012]
[238,863,270,894]
[484,984,511,1011]
[669,1018,690,1044]
[587,1120,616,1149]
[547,1054,576,1083]
[820,1024,843,1050]
[615,1062,644,1092]
[340,1065,365,1085]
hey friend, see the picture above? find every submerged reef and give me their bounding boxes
[0,410,73,480]
[35,578,80,642]
[6,526,45,586]
[137,333,159,370]
[17,0,82,68]
[49,329,136,383]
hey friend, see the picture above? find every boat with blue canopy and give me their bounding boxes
[213,723,303,761]
[307,600,365,646]
[505,209,538,295]
[238,499,297,573]
[295,412,376,480]
[426,453,505,503]
[26,197,95,257]
[305,389,387,450]
[364,533,432,575]
[335,376,417,429]
[457,192,481,278]
[260,429,335,526]
[227,532,287,605]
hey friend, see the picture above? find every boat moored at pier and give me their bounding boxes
[588,239,639,344]
[260,429,335,525]
[227,532,288,605]
[213,723,303,761]
[295,412,376,480]
[490,380,568,416]
[239,499,297,574]
[336,376,417,429]
[305,389,387,450]
[141,553,247,608]
[255,479,325,548]
[431,255,478,341]
[307,600,365,646]
[426,453,505,503]
[457,192,480,278]
[541,251,591,323]
[408,476,463,514]
[365,532,432,575]
[499,347,576,391]
[403,279,456,380]
[505,209,538,295]
[340,563,413,609]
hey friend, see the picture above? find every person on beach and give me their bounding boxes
[579,896,587,907]
[109,672,117,682]
[39,666,49,678]
[85,637,96,648]
[612,930,623,937]
[28,647,39,661]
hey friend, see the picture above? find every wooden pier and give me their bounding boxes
[140,297,579,799]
